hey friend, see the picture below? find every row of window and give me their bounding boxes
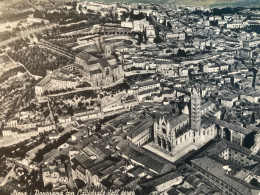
[192,165,240,195]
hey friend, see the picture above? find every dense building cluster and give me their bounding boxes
[0,0,260,194]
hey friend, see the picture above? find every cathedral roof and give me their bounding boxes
[87,58,114,69]
[99,58,111,68]
[76,51,98,62]
[111,65,119,69]
[201,116,214,129]
[168,114,189,128]
[90,69,102,75]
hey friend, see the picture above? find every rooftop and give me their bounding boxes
[137,79,160,88]
[191,156,258,194]
[122,145,174,174]
[127,117,154,139]
[167,114,189,129]
[208,140,252,156]
[36,76,51,87]
[140,170,182,188]
[76,51,98,62]
[206,117,254,135]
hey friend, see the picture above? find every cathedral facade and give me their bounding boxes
[153,87,218,156]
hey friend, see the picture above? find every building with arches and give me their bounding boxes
[153,85,259,160]
[69,45,124,87]
[153,87,218,157]
[35,45,124,96]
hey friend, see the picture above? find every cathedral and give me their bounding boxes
[154,87,218,156]
[35,45,124,96]
[66,45,124,87]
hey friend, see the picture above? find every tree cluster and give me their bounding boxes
[7,46,70,77]
[33,131,76,163]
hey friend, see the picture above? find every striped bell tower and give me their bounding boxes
[191,87,201,131]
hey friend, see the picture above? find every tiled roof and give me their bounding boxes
[99,58,111,68]
[36,76,51,87]
[76,51,98,62]
[90,69,102,75]
[127,117,154,139]
[140,170,182,187]
[122,146,174,174]
[137,79,160,88]
[191,156,258,195]
[168,114,189,128]
[206,117,254,135]
[208,140,230,155]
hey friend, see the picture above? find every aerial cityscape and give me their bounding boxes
[0,0,260,194]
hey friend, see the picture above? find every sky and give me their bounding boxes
[86,0,260,7]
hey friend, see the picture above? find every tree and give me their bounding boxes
[13,27,21,32]
[167,21,172,29]
[67,106,74,116]
[137,33,144,45]
[78,101,84,108]
[250,178,260,188]
[177,49,187,57]
[234,82,240,89]
[210,20,218,26]
[43,110,50,118]
[162,19,166,26]
[121,12,130,20]
[251,112,256,124]
[33,10,44,18]
[154,37,162,44]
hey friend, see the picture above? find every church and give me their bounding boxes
[66,45,124,87]
[153,87,218,156]
[35,45,124,96]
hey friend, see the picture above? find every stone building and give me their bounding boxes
[71,45,124,87]
[35,71,77,96]
[153,87,218,156]
[191,156,260,195]
[35,45,124,96]
[191,87,201,131]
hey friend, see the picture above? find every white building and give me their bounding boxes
[133,19,150,32]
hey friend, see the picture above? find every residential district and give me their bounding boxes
[0,0,260,194]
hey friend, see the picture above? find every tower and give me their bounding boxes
[104,45,111,58]
[191,87,201,131]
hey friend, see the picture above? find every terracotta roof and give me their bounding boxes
[76,51,98,62]
[141,170,182,188]
[89,69,102,75]
[99,58,111,68]
[137,79,160,88]
[206,117,254,135]
[191,156,258,195]
[36,76,51,87]
[122,146,174,174]
[127,117,154,139]
[168,114,189,128]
